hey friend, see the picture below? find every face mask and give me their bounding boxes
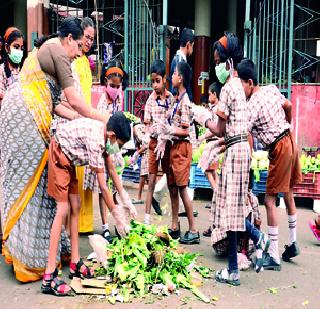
[106,85,120,102]
[8,48,23,64]
[106,139,121,155]
[215,62,230,84]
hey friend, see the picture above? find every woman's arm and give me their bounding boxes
[64,86,110,123]
[54,104,79,120]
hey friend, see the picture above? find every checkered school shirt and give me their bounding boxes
[97,91,123,114]
[168,91,192,140]
[55,118,106,169]
[247,85,291,147]
[216,78,248,138]
[144,90,173,137]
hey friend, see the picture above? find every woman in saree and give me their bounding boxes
[0,17,108,283]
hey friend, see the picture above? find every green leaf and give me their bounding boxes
[268,287,278,294]
[108,296,116,305]
[190,286,210,303]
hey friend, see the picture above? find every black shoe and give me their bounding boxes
[168,228,181,240]
[202,226,212,237]
[282,242,300,262]
[102,229,113,243]
[178,210,198,218]
[205,204,211,209]
[179,231,200,245]
[262,253,281,271]
[152,197,162,215]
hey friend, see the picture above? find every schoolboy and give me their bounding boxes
[143,59,174,223]
[238,59,302,270]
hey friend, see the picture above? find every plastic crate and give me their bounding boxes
[252,170,268,195]
[302,147,320,158]
[189,164,211,189]
[293,172,320,197]
[122,166,141,183]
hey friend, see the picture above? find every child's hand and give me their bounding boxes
[130,151,140,166]
[111,205,130,237]
[117,191,138,219]
[192,104,212,127]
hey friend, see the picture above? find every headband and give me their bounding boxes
[4,27,19,42]
[218,36,228,50]
[105,67,124,78]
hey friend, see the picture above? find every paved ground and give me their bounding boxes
[0,182,319,309]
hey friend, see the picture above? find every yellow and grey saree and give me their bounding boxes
[0,50,70,282]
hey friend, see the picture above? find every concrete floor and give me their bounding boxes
[0,182,319,309]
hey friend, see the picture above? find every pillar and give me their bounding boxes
[27,0,46,50]
[13,0,27,37]
[227,0,237,33]
[193,0,211,104]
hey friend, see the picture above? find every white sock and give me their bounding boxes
[288,214,297,245]
[102,223,109,231]
[144,213,151,224]
[268,226,280,264]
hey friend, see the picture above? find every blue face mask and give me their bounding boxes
[106,139,121,155]
[215,62,230,84]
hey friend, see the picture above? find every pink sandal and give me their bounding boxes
[308,221,320,241]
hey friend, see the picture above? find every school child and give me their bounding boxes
[154,61,200,244]
[144,59,174,222]
[237,59,302,269]
[193,33,270,285]
[199,82,222,207]
[42,112,136,296]
[130,122,150,203]
[83,61,125,241]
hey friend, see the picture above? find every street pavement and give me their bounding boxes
[0,182,319,308]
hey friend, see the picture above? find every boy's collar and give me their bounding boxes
[152,89,170,100]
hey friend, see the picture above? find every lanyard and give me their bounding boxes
[169,91,186,125]
[112,98,119,114]
[156,96,170,109]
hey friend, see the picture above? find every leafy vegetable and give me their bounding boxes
[94,221,211,303]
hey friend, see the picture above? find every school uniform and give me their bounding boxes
[83,92,123,193]
[144,90,173,175]
[205,104,219,171]
[212,78,250,233]
[48,118,106,202]
[134,123,149,176]
[167,91,193,187]
[247,85,302,193]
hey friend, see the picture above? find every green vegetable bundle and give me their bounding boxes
[95,221,211,303]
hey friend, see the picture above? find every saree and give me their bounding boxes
[0,49,70,282]
[72,55,93,233]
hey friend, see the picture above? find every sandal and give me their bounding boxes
[308,221,320,241]
[41,268,74,296]
[69,258,94,279]
[215,268,240,286]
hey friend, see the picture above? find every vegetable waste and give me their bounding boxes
[94,221,211,304]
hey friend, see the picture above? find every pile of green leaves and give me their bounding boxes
[123,111,140,124]
[95,221,211,303]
